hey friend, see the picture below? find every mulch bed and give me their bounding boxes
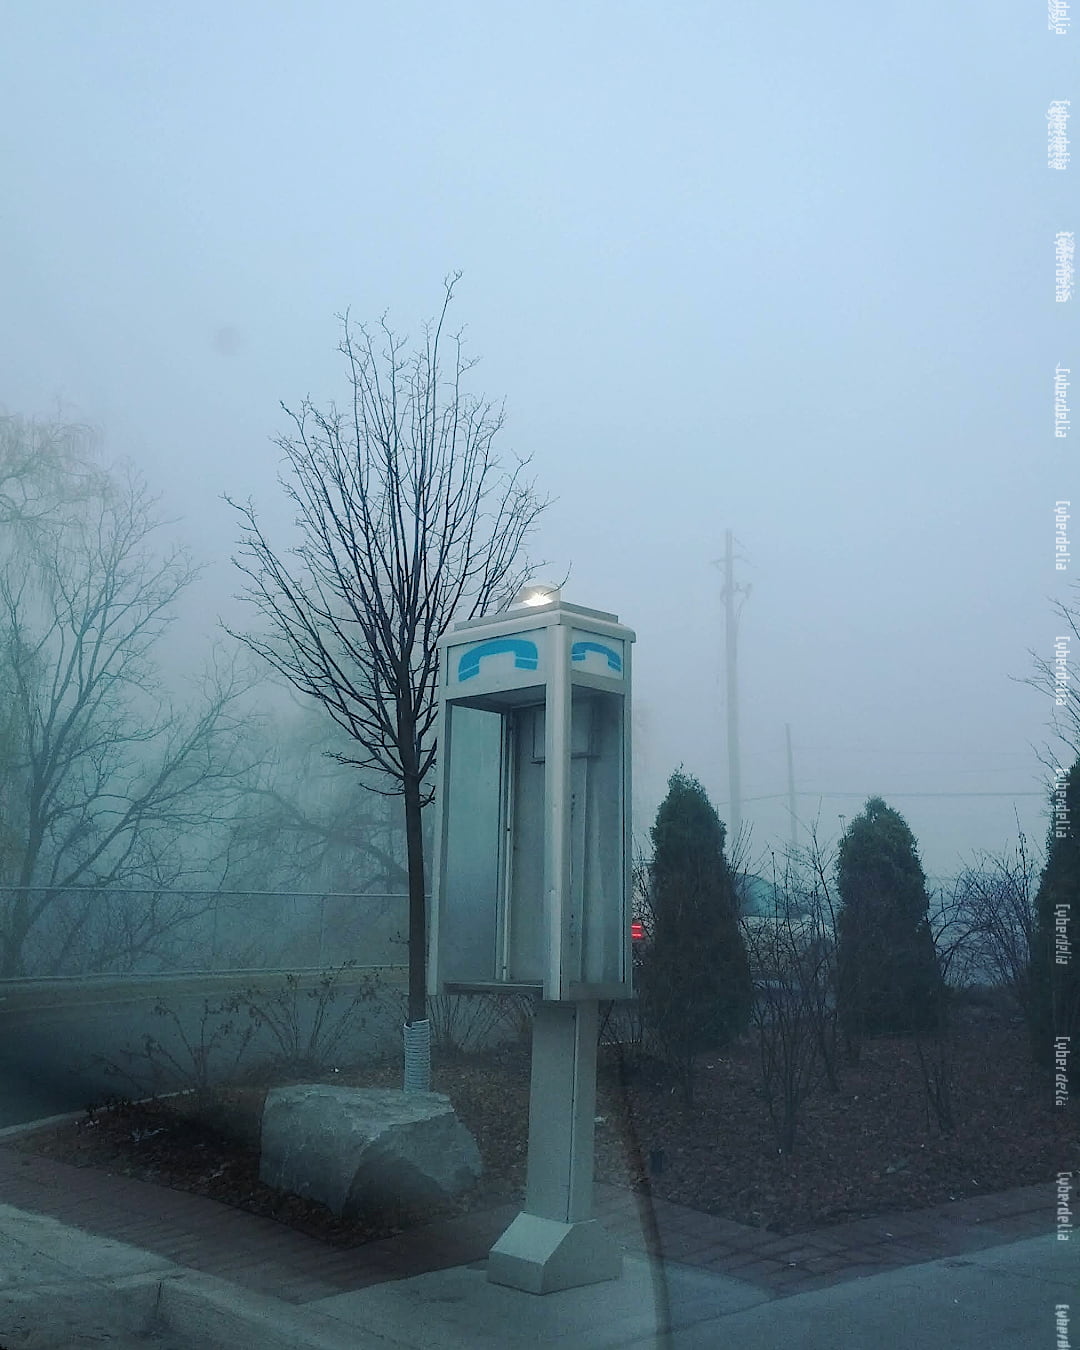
[12,1006,1078,1244]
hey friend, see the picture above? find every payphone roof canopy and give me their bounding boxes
[439,599,634,708]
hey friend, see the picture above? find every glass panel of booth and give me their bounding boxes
[573,693,625,986]
[504,696,623,988]
[504,705,546,982]
[436,681,628,994]
[438,703,503,985]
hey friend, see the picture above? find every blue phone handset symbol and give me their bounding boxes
[570,640,622,673]
[458,638,540,681]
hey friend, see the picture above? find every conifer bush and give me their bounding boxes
[638,769,752,1102]
[835,797,944,1041]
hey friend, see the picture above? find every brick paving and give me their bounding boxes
[0,1141,1055,1306]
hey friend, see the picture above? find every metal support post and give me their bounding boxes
[487,999,621,1293]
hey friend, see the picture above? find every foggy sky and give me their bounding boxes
[1,2,1071,879]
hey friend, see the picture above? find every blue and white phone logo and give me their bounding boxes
[571,640,622,673]
[458,638,539,682]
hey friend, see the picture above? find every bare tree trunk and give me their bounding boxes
[0,916,25,977]
[403,771,428,1025]
[0,889,38,977]
[225,284,547,1092]
[915,1023,957,1134]
[814,1012,841,1091]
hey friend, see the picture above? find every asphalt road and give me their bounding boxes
[0,969,409,1128]
[0,1060,82,1127]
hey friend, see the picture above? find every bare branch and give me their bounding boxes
[225,288,549,1027]
[0,419,261,975]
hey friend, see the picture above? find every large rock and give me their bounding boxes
[259,1084,482,1217]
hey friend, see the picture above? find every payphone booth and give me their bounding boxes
[430,590,634,1292]
[431,594,634,1001]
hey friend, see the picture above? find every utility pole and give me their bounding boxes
[715,531,750,845]
[785,723,798,853]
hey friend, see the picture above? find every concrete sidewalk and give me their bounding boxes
[0,1204,1070,1350]
[308,1235,1073,1349]
[0,1116,1069,1349]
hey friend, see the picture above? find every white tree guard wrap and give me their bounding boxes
[402,1018,431,1092]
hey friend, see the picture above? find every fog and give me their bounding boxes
[1,2,1069,880]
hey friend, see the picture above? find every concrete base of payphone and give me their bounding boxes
[487,1213,621,1294]
[486,999,622,1294]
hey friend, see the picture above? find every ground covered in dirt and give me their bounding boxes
[15,1006,1077,1244]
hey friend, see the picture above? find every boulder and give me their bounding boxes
[259,1084,482,1218]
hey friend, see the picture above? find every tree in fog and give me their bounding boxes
[835,797,944,1043]
[0,413,104,531]
[212,698,414,969]
[223,695,409,896]
[638,770,752,1104]
[227,279,546,1084]
[0,416,256,976]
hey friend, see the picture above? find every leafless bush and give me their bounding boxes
[743,855,834,1153]
[238,962,381,1077]
[910,888,977,1135]
[948,834,1039,1017]
[425,990,533,1056]
[791,832,842,1091]
[914,1008,959,1135]
[751,985,820,1152]
[742,832,842,1093]
[95,994,256,1114]
[93,963,382,1120]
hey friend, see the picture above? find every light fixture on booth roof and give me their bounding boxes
[513,580,561,609]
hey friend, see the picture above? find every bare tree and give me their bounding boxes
[210,702,415,971]
[221,696,410,896]
[905,886,967,1135]
[947,833,1040,1013]
[795,827,843,1090]
[741,846,839,1152]
[0,419,257,976]
[0,411,105,531]
[226,279,547,1085]
[739,828,842,1093]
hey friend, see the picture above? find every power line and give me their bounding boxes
[793,747,1036,758]
[712,789,1046,806]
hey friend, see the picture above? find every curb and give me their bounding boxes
[0,1108,87,1142]
[0,1203,400,1350]
[0,1087,202,1143]
[156,1270,407,1350]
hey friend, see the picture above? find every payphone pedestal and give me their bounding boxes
[487,1000,622,1294]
